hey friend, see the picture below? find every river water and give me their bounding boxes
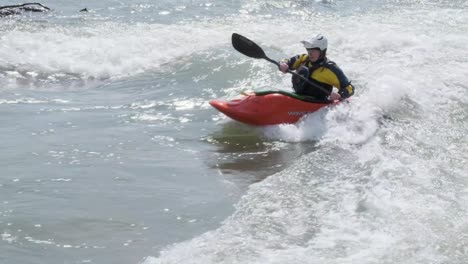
[1,1,467,263]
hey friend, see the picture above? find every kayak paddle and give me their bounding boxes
[231,33,331,96]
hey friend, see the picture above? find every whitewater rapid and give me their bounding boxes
[143,2,468,264]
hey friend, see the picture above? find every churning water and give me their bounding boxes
[1,1,467,263]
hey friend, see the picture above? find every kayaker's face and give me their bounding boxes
[307,48,321,62]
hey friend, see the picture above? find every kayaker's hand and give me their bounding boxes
[279,63,289,73]
[329,92,341,101]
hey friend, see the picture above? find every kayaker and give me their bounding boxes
[279,34,354,101]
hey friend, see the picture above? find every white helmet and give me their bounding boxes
[301,34,328,51]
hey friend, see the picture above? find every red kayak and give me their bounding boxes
[209,90,339,126]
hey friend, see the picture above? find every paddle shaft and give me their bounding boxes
[264,55,332,96]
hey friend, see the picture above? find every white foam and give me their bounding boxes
[0,21,228,87]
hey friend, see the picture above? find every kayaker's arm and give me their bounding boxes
[281,54,309,71]
[320,63,355,99]
[339,83,355,99]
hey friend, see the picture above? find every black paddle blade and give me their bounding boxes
[231,33,267,59]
